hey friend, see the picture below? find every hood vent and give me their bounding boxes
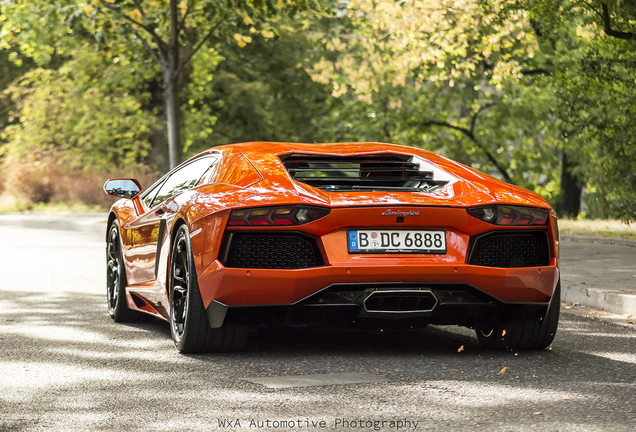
[279,153,449,192]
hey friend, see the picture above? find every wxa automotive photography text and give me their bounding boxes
[216,418,420,431]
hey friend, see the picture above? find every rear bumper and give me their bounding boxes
[197,259,559,308]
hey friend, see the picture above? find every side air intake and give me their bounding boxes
[279,153,449,192]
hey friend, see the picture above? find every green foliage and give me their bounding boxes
[1,0,635,221]
[1,0,329,171]
[3,48,155,169]
[0,0,82,66]
[520,0,636,221]
[181,47,222,154]
[185,21,332,154]
[0,49,33,153]
[308,0,561,200]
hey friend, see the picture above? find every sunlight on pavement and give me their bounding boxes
[47,347,185,363]
[0,323,112,343]
[0,300,68,315]
[585,352,636,365]
[0,322,158,349]
[0,361,156,402]
[404,381,586,407]
[571,332,636,339]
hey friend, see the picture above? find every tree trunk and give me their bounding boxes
[165,0,181,170]
[557,151,582,218]
[164,72,181,170]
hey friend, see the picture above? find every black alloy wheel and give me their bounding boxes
[106,221,138,322]
[169,224,249,353]
[170,228,190,342]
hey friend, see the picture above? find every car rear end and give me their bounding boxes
[195,145,559,335]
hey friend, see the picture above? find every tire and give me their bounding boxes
[476,281,560,350]
[169,225,249,353]
[106,221,142,322]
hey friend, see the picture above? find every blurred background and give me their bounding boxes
[0,0,634,226]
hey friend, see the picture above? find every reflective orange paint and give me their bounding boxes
[197,263,558,307]
[107,142,559,320]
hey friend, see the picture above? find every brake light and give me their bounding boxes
[228,206,330,226]
[467,205,549,226]
[550,209,560,261]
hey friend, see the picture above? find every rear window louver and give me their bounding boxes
[279,153,449,192]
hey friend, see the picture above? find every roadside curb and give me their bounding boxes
[0,212,108,236]
[562,234,636,248]
[562,285,636,317]
[561,236,636,317]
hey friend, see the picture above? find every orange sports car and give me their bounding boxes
[104,142,560,353]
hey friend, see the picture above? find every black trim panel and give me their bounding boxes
[154,218,167,279]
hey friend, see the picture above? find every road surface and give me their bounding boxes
[0,226,634,431]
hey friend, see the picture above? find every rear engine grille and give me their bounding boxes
[468,231,550,268]
[279,153,448,192]
[223,233,324,269]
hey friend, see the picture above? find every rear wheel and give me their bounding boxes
[477,281,560,350]
[169,225,248,353]
[106,221,141,322]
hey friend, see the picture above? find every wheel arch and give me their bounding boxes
[169,216,189,249]
[164,217,189,298]
[106,211,117,242]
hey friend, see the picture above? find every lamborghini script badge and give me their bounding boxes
[382,209,420,216]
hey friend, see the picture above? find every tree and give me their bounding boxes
[0,47,157,205]
[520,0,636,220]
[185,19,332,154]
[4,47,154,169]
[308,0,561,197]
[2,0,325,169]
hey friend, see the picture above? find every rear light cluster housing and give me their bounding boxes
[228,205,330,226]
[467,205,549,226]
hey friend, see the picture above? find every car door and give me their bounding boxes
[123,155,219,285]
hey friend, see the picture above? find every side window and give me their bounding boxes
[150,156,218,207]
[141,179,165,208]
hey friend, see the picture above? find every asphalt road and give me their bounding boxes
[0,226,635,432]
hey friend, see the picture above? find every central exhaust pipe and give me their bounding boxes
[363,289,438,314]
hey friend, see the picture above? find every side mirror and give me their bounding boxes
[103,179,142,199]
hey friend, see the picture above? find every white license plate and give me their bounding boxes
[348,230,446,254]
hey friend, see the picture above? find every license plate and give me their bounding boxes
[348,230,446,254]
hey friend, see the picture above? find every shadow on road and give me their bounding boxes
[1,287,636,431]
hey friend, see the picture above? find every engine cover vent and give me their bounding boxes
[279,153,449,192]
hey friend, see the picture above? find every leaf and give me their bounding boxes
[458,345,464,352]
[500,367,507,374]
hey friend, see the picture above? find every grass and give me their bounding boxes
[29,201,106,213]
[0,193,107,214]
[559,219,636,241]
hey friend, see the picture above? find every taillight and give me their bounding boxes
[228,206,330,226]
[467,205,549,226]
[550,209,559,261]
